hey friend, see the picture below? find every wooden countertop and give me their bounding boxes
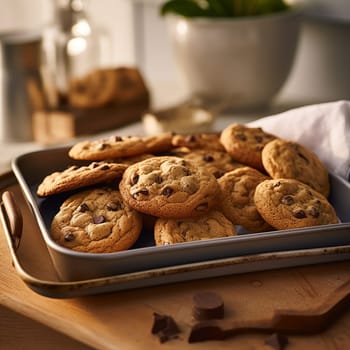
[1,181,350,349]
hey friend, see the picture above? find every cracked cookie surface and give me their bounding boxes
[220,123,276,171]
[154,210,236,245]
[51,187,142,253]
[37,161,127,197]
[254,178,338,230]
[262,138,330,197]
[218,166,273,233]
[119,156,220,218]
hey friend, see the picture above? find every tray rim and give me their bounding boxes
[2,199,350,298]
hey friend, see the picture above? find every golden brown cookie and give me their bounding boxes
[172,132,225,151]
[68,68,117,109]
[180,149,244,179]
[51,187,142,253]
[220,123,276,171]
[154,210,236,245]
[37,161,127,197]
[119,156,220,218]
[218,167,273,233]
[68,133,173,161]
[68,135,147,161]
[262,138,330,197]
[113,66,149,104]
[254,178,338,230]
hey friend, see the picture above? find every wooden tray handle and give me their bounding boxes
[1,191,23,251]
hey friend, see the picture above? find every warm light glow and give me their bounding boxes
[72,19,91,36]
[175,20,188,41]
[67,37,87,56]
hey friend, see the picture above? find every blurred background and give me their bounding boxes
[1,0,350,144]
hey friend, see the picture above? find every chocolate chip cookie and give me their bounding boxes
[119,156,220,218]
[68,133,173,161]
[180,149,244,179]
[220,123,276,171]
[51,187,142,253]
[172,132,225,152]
[37,161,128,197]
[262,138,330,197]
[218,167,273,233]
[254,178,338,230]
[154,210,236,245]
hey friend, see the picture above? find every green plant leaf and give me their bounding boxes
[160,0,290,18]
[160,0,209,17]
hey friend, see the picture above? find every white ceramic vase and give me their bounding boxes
[166,9,302,111]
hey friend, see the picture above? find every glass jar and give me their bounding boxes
[41,0,112,107]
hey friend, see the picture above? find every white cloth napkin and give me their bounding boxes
[248,100,350,181]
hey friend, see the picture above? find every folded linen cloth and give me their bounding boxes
[248,100,350,181]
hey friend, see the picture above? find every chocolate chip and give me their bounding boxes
[151,313,180,343]
[100,164,110,170]
[192,291,224,321]
[107,201,122,211]
[113,136,123,142]
[213,170,225,178]
[97,142,108,150]
[93,215,105,224]
[78,203,90,212]
[91,162,99,168]
[132,189,149,199]
[183,168,192,176]
[161,186,173,197]
[188,321,226,343]
[235,133,247,141]
[155,175,163,184]
[203,154,214,162]
[64,232,75,242]
[186,135,196,143]
[293,209,306,219]
[281,195,294,206]
[265,333,289,350]
[255,135,263,143]
[308,206,320,218]
[131,174,139,185]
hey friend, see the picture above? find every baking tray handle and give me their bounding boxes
[1,191,23,250]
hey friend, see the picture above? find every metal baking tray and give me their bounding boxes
[8,146,350,284]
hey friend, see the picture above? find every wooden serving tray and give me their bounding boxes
[1,174,350,349]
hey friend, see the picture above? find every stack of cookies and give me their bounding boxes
[37,124,338,254]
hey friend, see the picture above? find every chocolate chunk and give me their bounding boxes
[203,154,214,162]
[188,321,226,343]
[132,189,149,199]
[106,201,122,211]
[235,133,247,141]
[154,175,163,184]
[131,174,139,185]
[113,136,123,142]
[265,333,289,350]
[64,232,75,242]
[281,195,294,206]
[151,313,180,343]
[161,186,173,197]
[78,203,90,212]
[308,206,320,218]
[192,291,224,321]
[100,164,110,170]
[213,170,225,179]
[293,209,306,219]
[93,215,105,224]
[97,142,109,150]
[255,135,263,143]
